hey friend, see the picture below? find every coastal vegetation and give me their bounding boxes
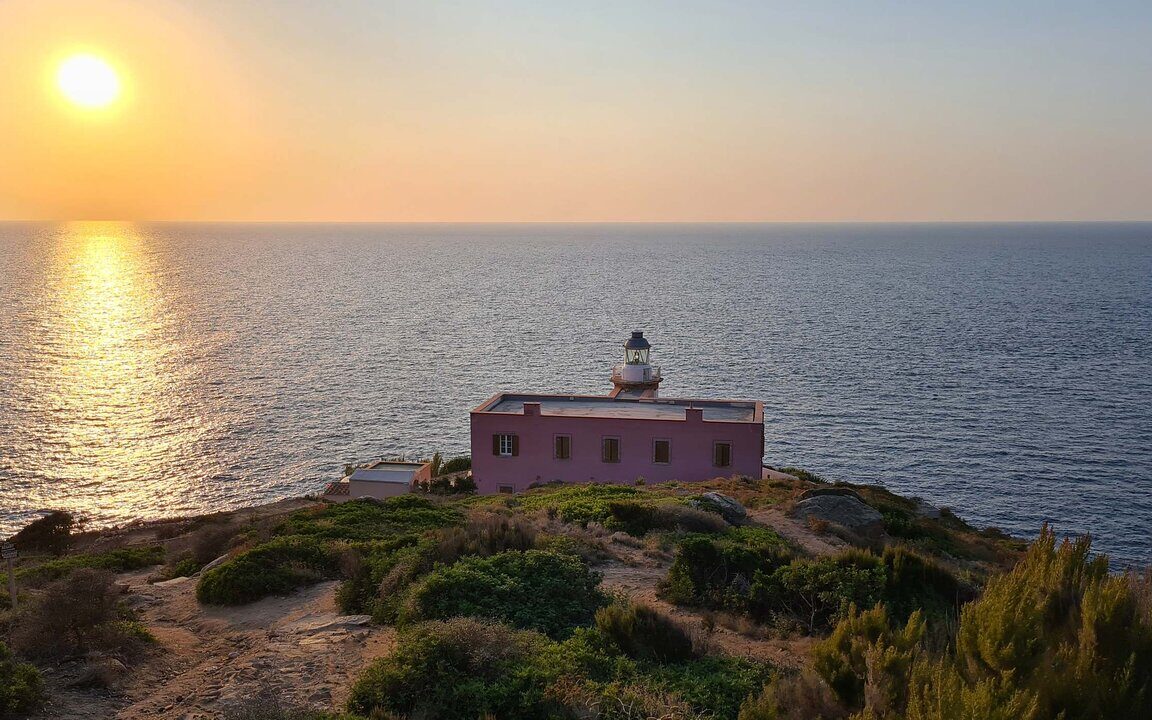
[2,471,1149,720]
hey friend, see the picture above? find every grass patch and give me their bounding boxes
[277,495,462,540]
[6,546,165,587]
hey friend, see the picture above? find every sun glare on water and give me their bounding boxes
[57,53,121,108]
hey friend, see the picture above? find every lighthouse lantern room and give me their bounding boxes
[612,331,662,397]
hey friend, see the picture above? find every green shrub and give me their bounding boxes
[644,656,775,720]
[165,556,202,579]
[347,618,569,720]
[594,601,697,663]
[196,536,337,605]
[936,527,1152,719]
[878,546,971,622]
[749,553,885,632]
[604,500,729,536]
[518,483,641,525]
[11,545,165,586]
[737,671,844,720]
[812,604,925,710]
[0,641,43,717]
[441,455,472,474]
[401,549,607,638]
[812,527,1152,720]
[661,527,792,608]
[278,495,462,540]
[10,510,74,555]
[778,467,829,484]
[338,510,541,618]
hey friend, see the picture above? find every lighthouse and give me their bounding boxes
[610,331,662,398]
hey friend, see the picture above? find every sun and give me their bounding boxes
[57,54,121,109]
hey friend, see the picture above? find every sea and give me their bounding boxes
[1,222,1149,564]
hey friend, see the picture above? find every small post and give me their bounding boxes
[1,542,16,610]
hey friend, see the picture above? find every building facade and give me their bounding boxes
[470,333,765,494]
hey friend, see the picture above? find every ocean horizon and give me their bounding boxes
[1,221,1150,564]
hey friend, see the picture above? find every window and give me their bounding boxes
[498,485,515,494]
[602,436,620,463]
[652,439,670,464]
[554,435,572,460]
[713,442,732,468]
[492,433,518,457]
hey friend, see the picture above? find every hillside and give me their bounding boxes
[2,472,1147,720]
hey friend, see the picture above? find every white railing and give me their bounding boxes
[611,364,662,383]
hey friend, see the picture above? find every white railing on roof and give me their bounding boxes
[611,364,662,383]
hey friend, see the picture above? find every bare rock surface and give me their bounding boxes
[792,494,884,533]
[689,492,748,524]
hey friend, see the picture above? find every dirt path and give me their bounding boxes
[39,574,395,720]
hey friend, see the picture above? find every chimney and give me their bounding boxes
[523,402,542,416]
[685,407,703,422]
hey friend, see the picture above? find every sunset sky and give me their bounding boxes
[1,0,1150,222]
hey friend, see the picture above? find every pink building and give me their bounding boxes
[470,332,764,494]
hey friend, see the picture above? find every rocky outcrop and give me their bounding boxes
[73,657,129,689]
[689,492,747,525]
[797,486,867,503]
[791,494,883,535]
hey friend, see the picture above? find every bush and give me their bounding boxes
[878,546,971,622]
[594,601,697,663]
[278,495,462,541]
[812,604,924,710]
[337,510,540,618]
[347,618,568,720]
[604,500,729,536]
[661,527,792,608]
[0,641,43,718]
[12,546,165,587]
[813,527,1152,720]
[738,672,843,720]
[644,656,775,720]
[10,511,75,555]
[749,553,886,632]
[518,484,641,525]
[400,549,607,638]
[196,536,338,605]
[777,467,829,484]
[927,527,1152,719]
[440,455,472,474]
[10,568,152,660]
[420,474,478,494]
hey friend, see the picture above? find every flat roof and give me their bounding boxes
[477,393,760,423]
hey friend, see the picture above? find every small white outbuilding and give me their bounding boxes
[323,460,432,502]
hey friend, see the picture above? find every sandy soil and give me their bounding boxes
[37,575,394,720]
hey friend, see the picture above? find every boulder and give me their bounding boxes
[73,657,128,689]
[912,498,942,519]
[153,576,190,588]
[688,492,747,525]
[289,614,372,635]
[198,554,230,574]
[797,486,866,503]
[792,495,883,534]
